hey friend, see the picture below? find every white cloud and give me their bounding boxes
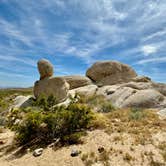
[137,57,166,64]
[141,45,158,55]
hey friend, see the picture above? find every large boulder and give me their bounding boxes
[37,59,54,80]
[62,75,92,89]
[34,77,69,103]
[86,61,137,86]
[108,87,138,107]
[121,89,165,108]
[152,83,166,96]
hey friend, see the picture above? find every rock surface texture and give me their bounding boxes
[34,77,69,103]
[120,89,164,108]
[86,61,137,86]
[38,59,54,80]
[73,85,98,96]
[62,75,92,89]
[12,95,33,109]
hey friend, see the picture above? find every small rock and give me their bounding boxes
[158,108,166,118]
[33,148,43,157]
[71,149,81,157]
[48,143,54,148]
[14,119,21,125]
[0,140,6,144]
[48,138,60,148]
[27,148,30,153]
[98,146,105,153]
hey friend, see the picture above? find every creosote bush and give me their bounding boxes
[14,97,94,147]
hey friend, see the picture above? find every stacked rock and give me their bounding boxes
[34,59,69,103]
[37,59,54,80]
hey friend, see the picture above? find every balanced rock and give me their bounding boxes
[38,59,54,80]
[86,61,137,86]
[34,77,69,103]
[62,75,92,89]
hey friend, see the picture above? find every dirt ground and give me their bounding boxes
[0,129,165,166]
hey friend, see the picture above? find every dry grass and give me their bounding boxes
[81,150,110,166]
[101,108,166,145]
[123,152,134,162]
[158,142,166,162]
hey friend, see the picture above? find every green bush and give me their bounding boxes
[15,102,94,146]
[32,94,57,111]
[16,110,43,145]
[129,108,145,120]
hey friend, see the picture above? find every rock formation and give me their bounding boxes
[32,59,166,109]
[38,59,54,80]
[86,61,137,86]
[62,75,92,89]
[34,77,69,102]
[34,59,69,103]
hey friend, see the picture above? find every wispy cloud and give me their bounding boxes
[137,57,166,64]
[0,0,166,86]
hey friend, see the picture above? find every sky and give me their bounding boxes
[0,0,166,87]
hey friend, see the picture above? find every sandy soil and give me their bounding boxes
[0,129,165,166]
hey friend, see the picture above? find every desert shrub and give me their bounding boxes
[77,94,115,113]
[32,94,57,111]
[100,101,115,113]
[16,109,43,145]
[15,102,94,146]
[129,108,146,120]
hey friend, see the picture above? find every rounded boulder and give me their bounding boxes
[34,77,69,103]
[86,61,137,86]
[37,59,54,80]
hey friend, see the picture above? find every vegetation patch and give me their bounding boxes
[8,96,94,148]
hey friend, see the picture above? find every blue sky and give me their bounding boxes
[0,0,166,87]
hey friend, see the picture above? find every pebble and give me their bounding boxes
[33,148,43,157]
[71,149,81,157]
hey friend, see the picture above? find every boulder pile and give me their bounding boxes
[32,59,166,109]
